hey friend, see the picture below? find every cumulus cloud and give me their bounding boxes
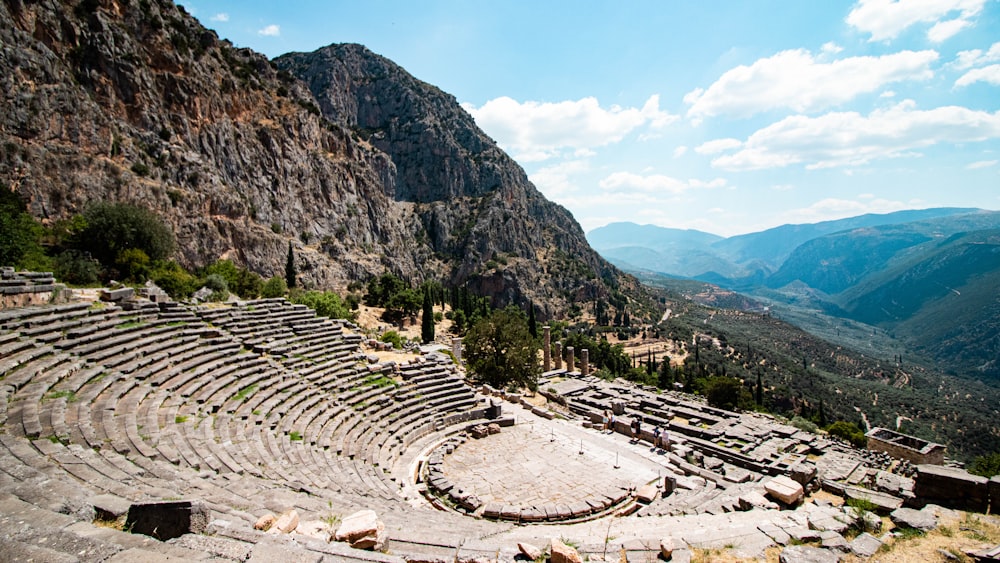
[967,159,998,169]
[953,42,1000,69]
[257,24,280,37]
[956,64,1000,87]
[846,0,987,42]
[673,146,688,158]
[210,13,229,22]
[684,49,937,120]
[598,172,726,195]
[464,95,677,162]
[822,42,844,55]
[706,100,1000,171]
[695,138,743,155]
[528,160,590,198]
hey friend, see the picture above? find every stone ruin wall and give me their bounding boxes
[866,427,946,466]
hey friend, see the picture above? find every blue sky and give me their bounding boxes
[179,0,1000,236]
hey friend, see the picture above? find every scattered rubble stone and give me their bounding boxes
[517,542,542,560]
[254,514,277,531]
[549,538,582,563]
[335,509,387,551]
[273,509,300,534]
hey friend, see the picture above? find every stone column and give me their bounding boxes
[543,326,551,372]
[566,346,575,373]
[553,342,562,370]
[581,349,589,376]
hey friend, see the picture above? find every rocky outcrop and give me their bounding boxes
[275,43,636,316]
[1,0,643,318]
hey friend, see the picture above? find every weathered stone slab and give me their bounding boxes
[890,507,937,532]
[850,532,883,557]
[91,493,131,520]
[843,485,903,514]
[764,475,804,505]
[635,483,658,504]
[739,491,778,511]
[779,545,839,563]
[125,500,209,541]
[819,530,850,552]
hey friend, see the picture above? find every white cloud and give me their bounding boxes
[464,95,677,162]
[771,184,796,191]
[927,17,972,42]
[257,24,280,37]
[673,146,688,158]
[880,90,897,98]
[210,13,229,22]
[598,172,726,195]
[528,160,590,198]
[684,49,937,120]
[956,64,1000,87]
[822,42,844,55]
[695,138,743,155]
[709,100,1000,171]
[953,42,1000,69]
[846,0,987,42]
[967,159,998,169]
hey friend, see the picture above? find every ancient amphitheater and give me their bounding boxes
[1,269,998,562]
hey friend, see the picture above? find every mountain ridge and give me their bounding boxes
[0,0,645,319]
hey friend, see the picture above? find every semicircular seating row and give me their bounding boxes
[0,298,488,537]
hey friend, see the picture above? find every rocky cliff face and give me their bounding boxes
[0,0,639,317]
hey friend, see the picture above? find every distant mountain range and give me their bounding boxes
[588,208,1000,380]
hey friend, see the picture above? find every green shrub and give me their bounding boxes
[291,290,356,321]
[261,275,287,298]
[151,261,197,298]
[380,330,403,350]
[790,416,818,433]
[75,202,174,275]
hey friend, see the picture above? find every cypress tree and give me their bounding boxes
[421,289,434,344]
[285,241,297,289]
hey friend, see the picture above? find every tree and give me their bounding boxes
[464,306,540,391]
[527,301,537,339]
[75,202,174,277]
[968,452,1000,478]
[285,241,297,289]
[755,370,763,406]
[291,290,355,322]
[705,376,753,411]
[421,289,435,344]
[818,399,827,427]
[826,421,866,448]
[0,185,44,268]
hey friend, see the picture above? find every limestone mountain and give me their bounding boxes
[0,0,636,318]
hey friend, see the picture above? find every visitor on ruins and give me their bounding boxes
[631,417,642,442]
[652,424,663,450]
[601,409,610,432]
[608,412,616,434]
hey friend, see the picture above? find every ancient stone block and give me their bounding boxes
[125,500,209,541]
[550,538,582,563]
[764,475,804,505]
[914,464,989,512]
[635,484,658,504]
[334,509,387,551]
